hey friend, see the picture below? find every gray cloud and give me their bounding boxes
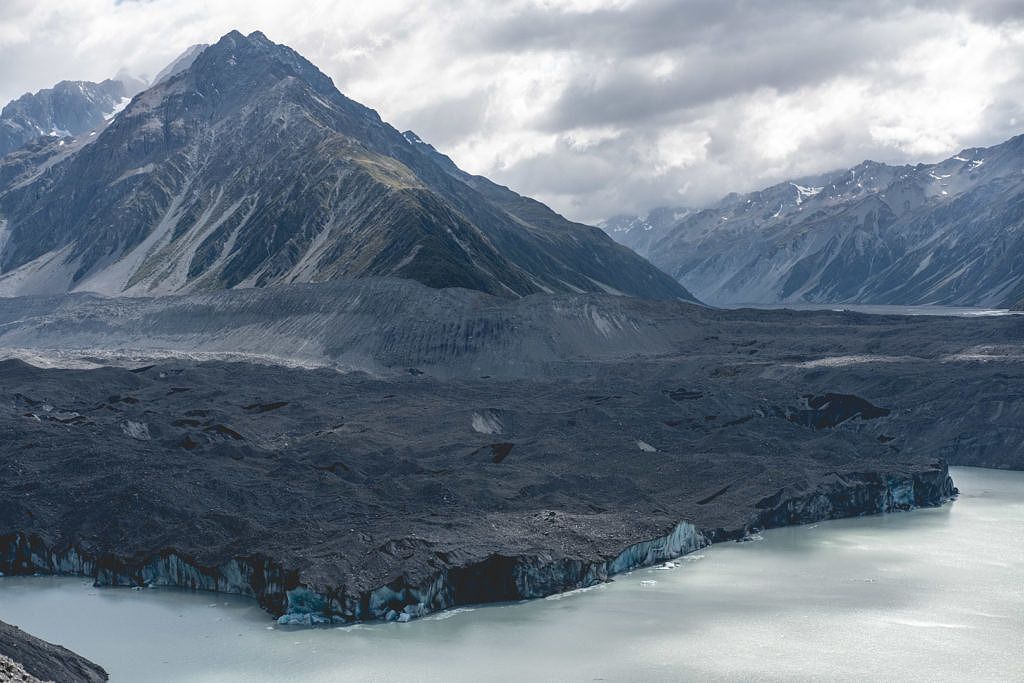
[541,22,920,130]
[471,0,1024,55]
[400,89,493,147]
[1,1,1023,224]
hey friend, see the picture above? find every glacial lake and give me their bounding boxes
[0,466,1021,682]
[733,302,1023,317]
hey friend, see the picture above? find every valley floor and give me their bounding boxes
[0,280,1019,675]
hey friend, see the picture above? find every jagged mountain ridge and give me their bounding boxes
[0,78,143,158]
[601,207,696,261]
[152,43,209,85]
[605,136,1024,307]
[0,31,694,302]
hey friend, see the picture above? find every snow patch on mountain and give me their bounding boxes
[791,183,823,205]
[104,97,132,121]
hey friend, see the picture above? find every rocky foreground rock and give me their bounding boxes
[0,620,106,682]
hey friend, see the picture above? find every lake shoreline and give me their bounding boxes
[1,463,955,630]
[728,302,1024,317]
[1,466,1017,682]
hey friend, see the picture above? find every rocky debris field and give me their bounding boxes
[0,353,954,624]
[0,277,1020,470]
[0,279,1017,626]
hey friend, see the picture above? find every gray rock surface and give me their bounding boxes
[605,136,1024,308]
[0,620,107,682]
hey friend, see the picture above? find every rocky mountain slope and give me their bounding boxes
[605,136,1024,307]
[0,78,143,158]
[0,31,693,302]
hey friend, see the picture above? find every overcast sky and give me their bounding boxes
[2,0,1024,223]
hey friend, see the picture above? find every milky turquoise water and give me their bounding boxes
[734,303,1022,317]
[1,467,1021,682]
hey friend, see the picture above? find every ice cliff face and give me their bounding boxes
[0,466,955,625]
[737,469,957,539]
[607,137,1024,308]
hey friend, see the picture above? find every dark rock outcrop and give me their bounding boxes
[786,393,890,430]
[0,620,107,683]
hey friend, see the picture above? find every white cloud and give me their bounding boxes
[1,0,1023,223]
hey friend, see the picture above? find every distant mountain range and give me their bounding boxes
[604,136,1024,308]
[0,76,146,158]
[0,32,693,302]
